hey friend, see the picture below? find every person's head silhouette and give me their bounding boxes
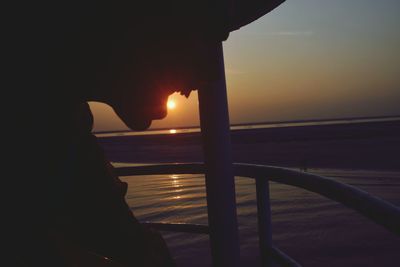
[53,0,285,131]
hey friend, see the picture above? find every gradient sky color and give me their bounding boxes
[90,0,400,132]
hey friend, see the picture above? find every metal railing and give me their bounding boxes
[115,163,400,267]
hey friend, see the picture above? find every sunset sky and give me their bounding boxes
[90,0,400,132]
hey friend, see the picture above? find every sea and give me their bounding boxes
[97,116,400,266]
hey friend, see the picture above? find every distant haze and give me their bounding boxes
[90,0,400,132]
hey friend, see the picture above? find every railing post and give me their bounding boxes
[198,42,241,267]
[256,178,273,267]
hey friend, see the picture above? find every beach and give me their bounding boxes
[98,120,400,266]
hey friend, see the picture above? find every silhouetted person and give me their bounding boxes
[6,7,210,267]
[6,1,285,266]
[8,1,231,265]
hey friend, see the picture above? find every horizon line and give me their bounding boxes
[93,114,400,134]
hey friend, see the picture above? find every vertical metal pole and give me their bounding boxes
[198,42,241,267]
[255,178,273,267]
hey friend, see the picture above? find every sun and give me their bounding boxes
[167,100,176,110]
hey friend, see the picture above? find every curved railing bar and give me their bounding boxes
[234,164,400,235]
[142,222,209,234]
[115,163,400,235]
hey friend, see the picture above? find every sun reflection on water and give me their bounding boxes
[171,174,183,200]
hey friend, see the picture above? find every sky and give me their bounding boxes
[90,0,400,132]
